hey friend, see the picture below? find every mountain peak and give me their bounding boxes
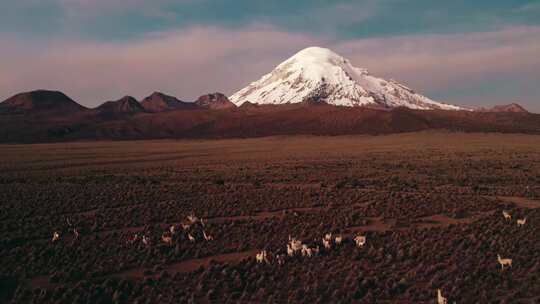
[0,90,86,113]
[119,95,138,103]
[286,46,363,71]
[195,93,235,110]
[478,103,529,113]
[97,96,144,114]
[289,46,347,64]
[230,47,465,111]
[141,92,193,112]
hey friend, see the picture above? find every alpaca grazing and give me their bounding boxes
[286,237,303,257]
[256,250,269,264]
[322,238,331,250]
[437,289,448,304]
[202,230,213,241]
[301,245,313,257]
[287,244,294,257]
[502,211,512,220]
[127,233,139,245]
[161,233,172,245]
[51,231,60,242]
[354,235,366,248]
[289,238,303,252]
[497,254,512,270]
[142,235,150,246]
[517,218,527,227]
[324,233,332,241]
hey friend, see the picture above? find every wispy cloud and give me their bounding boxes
[56,0,182,18]
[1,25,539,111]
[336,26,540,93]
[3,1,539,41]
[515,2,540,13]
[0,26,321,106]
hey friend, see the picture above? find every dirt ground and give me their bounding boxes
[1,131,539,303]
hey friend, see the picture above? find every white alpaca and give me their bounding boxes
[276,254,285,265]
[497,254,512,270]
[188,233,196,242]
[354,235,366,248]
[256,250,268,264]
[301,245,313,257]
[517,218,527,227]
[301,244,308,256]
[287,244,294,257]
[162,234,173,245]
[290,238,303,252]
[52,231,60,242]
[324,233,332,241]
[335,235,343,245]
[142,235,150,246]
[128,233,139,244]
[322,238,331,250]
[203,230,213,241]
[502,211,512,220]
[437,289,448,304]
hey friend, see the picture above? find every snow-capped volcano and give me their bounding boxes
[230,47,465,110]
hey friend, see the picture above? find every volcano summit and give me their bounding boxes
[230,47,465,111]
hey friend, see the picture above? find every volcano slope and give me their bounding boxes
[1,132,539,303]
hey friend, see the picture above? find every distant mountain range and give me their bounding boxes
[0,46,537,142]
[0,88,537,143]
[477,103,529,113]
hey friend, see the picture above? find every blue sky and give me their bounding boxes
[1,0,539,111]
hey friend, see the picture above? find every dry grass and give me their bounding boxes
[1,132,539,303]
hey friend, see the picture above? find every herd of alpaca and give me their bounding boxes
[497,210,526,270]
[429,210,525,303]
[52,213,215,248]
[50,218,80,242]
[255,209,528,302]
[496,210,519,273]
[48,206,530,302]
[502,210,527,227]
[130,214,213,247]
[256,232,367,265]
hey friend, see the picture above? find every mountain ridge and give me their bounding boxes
[141,92,195,112]
[0,90,538,143]
[96,96,145,115]
[477,103,529,113]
